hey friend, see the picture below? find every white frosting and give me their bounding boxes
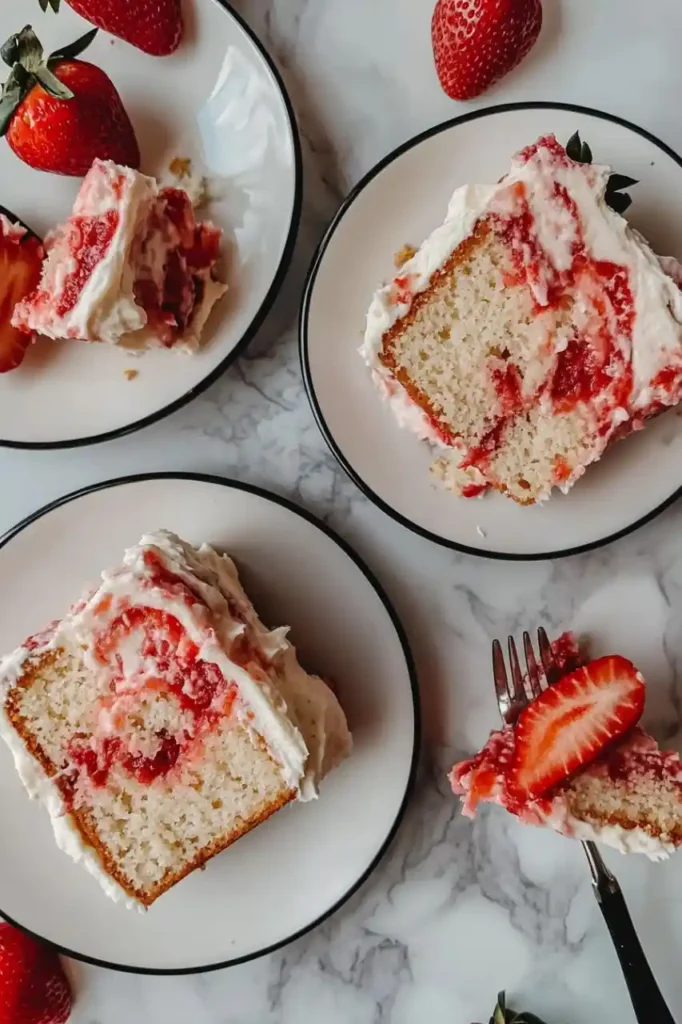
[542,802,676,861]
[360,136,682,446]
[0,532,351,908]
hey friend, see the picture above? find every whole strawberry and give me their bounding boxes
[0,922,72,1024]
[39,0,184,57]
[432,0,543,101]
[0,25,140,176]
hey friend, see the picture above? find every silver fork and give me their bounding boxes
[494,629,675,1024]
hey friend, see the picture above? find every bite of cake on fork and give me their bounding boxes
[451,628,678,1024]
[451,629,682,856]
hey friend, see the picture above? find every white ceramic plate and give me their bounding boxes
[301,103,682,560]
[0,475,418,973]
[0,1,301,448]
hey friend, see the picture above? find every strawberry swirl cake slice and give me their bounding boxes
[12,159,227,352]
[0,531,351,909]
[451,633,682,859]
[361,135,682,504]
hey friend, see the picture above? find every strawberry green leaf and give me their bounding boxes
[3,25,45,74]
[565,131,582,162]
[33,63,73,99]
[41,0,62,10]
[0,65,28,135]
[485,993,552,1024]
[565,132,592,166]
[605,191,633,214]
[49,26,98,63]
[1,31,27,69]
[565,131,637,215]
[490,992,510,1024]
[606,173,639,192]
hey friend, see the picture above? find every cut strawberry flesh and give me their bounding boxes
[54,209,119,317]
[0,216,43,372]
[133,187,223,347]
[509,655,645,798]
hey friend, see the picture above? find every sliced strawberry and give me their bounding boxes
[509,655,645,798]
[0,216,43,373]
[0,922,72,1024]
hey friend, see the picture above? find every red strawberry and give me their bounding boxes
[39,0,183,57]
[432,0,543,101]
[0,26,140,177]
[510,655,645,798]
[0,922,72,1024]
[0,213,43,373]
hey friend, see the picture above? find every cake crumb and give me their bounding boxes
[124,369,139,381]
[476,525,487,539]
[169,157,192,179]
[394,244,417,268]
[166,157,207,207]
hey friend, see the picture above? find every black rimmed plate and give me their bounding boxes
[0,474,419,973]
[0,0,301,448]
[301,102,682,560]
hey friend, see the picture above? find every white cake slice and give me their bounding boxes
[361,134,682,504]
[0,531,351,909]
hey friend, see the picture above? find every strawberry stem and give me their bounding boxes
[482,991,551,1024]
[0,23,100,137]
[50,26,98,63]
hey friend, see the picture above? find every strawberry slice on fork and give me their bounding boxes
[509,654,645,798]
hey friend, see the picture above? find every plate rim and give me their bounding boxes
[299,100,682,562]
[0,0,304,452]
[0,471,421,974]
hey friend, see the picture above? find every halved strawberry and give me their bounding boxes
[0,215,43,372]
[509,655,645,798]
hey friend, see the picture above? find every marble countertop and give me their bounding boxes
[3,0,682,1021]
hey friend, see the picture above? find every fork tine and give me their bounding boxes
[492,638,511,716]
[523,630,542,698]
[507,636,526,706]
[537,626,558,684]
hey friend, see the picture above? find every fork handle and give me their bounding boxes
[590,867,675,1023]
